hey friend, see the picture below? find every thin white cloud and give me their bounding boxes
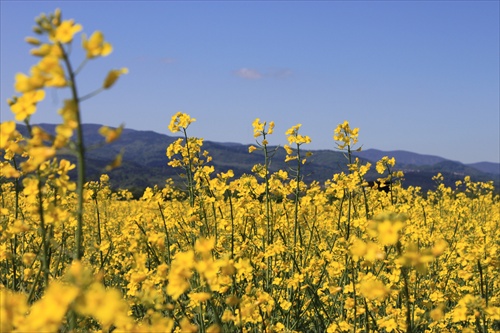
[234,67,293,80]
[234,68,263,80]
[269,68,293,79]
[133,56,176,64]
[160,57,176,64]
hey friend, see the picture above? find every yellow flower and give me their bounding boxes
[167,250,195,300]
[82,31,112,58]
[103,68,128,89]
[99,125,124,143]
[376,156,396,174]
[0,121,17,149]
[58,99,78,127]
[75,282,132,331]
[168,112,196,133]
[51,19,82,44]
[430,306,444,321]
[105,150,123,171]
[285,123,311,145]
[268,121,275,134]
[22,281,80,332]
[179,317,198,333]
[252,118,265,137]
[189,292,211,303]
[0,290,29,332]
[30,43,63,58]
[377,317,398,332]
[359,273,389,300]
[0,163,21,178]
[195,237,215,255]
[334,120,359,149]
[22,146,56,172]
[10,90,45,121]
[36,56,66,87]
[14,71,45,93]
[377,220,404,246]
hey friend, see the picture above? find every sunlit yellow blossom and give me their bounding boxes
[14,72,44,92]
[377,317,399,332]
[377,220,405,246]
[103,68,128,89]
[23,146,56,172]
[10,90,45,121]
[376,156,396,174]
[179,317,198,333]
[75,282,132,331]
[0,121,18,149]
[168,112,196,133]
[58,99,78,127]
[99,125,124,143]
[0,163,21,178]
[0,290,29,332]
[36,55,66,87]
[105,150,123,171]
[51,19,82,43]
[334,120,359,149]
[430,306,444,321]
[195,237,215,254]
[167,250,195,300]
[82,31,112,58]
[359,273,389,300]
[30,43,63,57]
[189,292,211,303]
[21,281,79,332]
[22,178,39,197]
[252,118,265,137]
[432,239,448,257]
[283,144,293,155]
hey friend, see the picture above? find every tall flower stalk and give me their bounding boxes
[6,9,127,263]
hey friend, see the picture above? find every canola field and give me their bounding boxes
[1,9,499,333]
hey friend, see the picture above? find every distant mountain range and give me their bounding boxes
[12,124,500,196]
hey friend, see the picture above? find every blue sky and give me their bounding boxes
[1,1,499,164]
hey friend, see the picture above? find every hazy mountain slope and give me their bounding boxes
[9,123,499,195]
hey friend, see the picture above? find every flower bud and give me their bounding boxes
[25,36,41,45]
[32,26,43,34]
[103,68,128,89]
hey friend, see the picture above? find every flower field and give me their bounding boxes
[1,9,499,333]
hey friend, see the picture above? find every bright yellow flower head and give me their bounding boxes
[51,19,82,44]
[14,72,45,93]
[82,31,112,58]
[30,43,63,58]
[334,120,359,149]
[10,90,45,121]
[359,273,390,300]
[99,125,124,143]
[377,220,405,246]
[285,123,311,145]
[0,121,17,149]
[168,112,196,133]
[36,56,66,87]
[252,118,265,137]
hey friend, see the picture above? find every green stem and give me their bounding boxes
[182,129,195,207]
[59,42,86,260]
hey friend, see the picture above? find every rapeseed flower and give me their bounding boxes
[51,19,82,44]
[82,31,112,58]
